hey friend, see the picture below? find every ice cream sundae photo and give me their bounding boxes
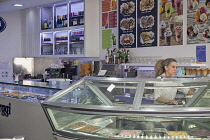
[195,7,209,28]
[164,28,173,45]
[165,2,174,18]
[160,20,166,39]
[188,0,199,11]
[202,27,210,43]
[187,24,199,39]
[175,26,182,43]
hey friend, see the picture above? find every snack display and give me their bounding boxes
[120,34,134,45]
[77,125,101,133]
[140,0,154,11]
[167,131,190,137]
[1,87,6,90]
[190,130,210,136]
[66,122,87,130]
[140,31,154,44]
[120,1,135,15]
[119,130,141,137]
[140,16,154,28]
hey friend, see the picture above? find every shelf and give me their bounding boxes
[121,63,206,67]
[69,41,84,44]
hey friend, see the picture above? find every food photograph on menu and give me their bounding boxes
[187,0,210,44]
[119,0,136,48]
[159,0,183,46]
[137,0,157,47]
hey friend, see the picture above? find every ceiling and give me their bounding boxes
[0,0,64,14]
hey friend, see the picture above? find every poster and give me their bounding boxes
[137,0,158,47]
[118,0,136,48]
[187,0,210,44]
[102,0,118,49]
[159,0,183,46]
[196,45,206,63]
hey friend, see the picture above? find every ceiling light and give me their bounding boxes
[13,4,23,7]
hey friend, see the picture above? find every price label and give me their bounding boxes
[98,70,107,76]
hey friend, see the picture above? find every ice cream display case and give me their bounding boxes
[42,76,210,140]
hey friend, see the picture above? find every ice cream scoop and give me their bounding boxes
[200,13,207,22]
[200,7,207,13]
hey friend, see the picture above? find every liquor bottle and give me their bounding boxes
[43,19,48,29]
[48,17,53,29]
[80,11,84,25]
[69,13,73,26]
[105,49,109,64]
[109,50,113,64]
[56,16,60,28]
[62,15,65,27]
[73,12,78,26]
[64,14,68,27]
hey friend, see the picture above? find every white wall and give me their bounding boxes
[20,7,40,57]
[0,11,22,59]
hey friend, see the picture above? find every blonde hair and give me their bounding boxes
[155,58,177,78]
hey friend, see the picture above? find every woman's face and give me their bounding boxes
[164,61,177,76]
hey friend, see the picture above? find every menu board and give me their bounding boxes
[187,0,210,44]
[102,0,118,49]
[159,0,183,46]
[137,0,157,47]
[196,45,206,63]
[118,0,136,48]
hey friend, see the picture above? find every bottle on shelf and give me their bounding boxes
[62,15,68,27]
[56,16,62,28]
[48,17,53,29]
[105,49,109,64]
[72,12,78,26]
[69,12,73,26]
[78,11,84,25]
[43,19,48,29]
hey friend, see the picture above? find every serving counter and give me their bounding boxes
[42,76,210,140]
[0,80,66,140]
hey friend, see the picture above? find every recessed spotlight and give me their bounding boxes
[13,4,23,7]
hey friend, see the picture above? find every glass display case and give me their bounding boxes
[69,28,84,55]
[54,2,68,28]
[40,0,85,56]
[40,32,54,55]
[0,81,61,103]
[42,76,210,140]
[69,0,84,26]
[40,4,53,30]
[54,30,68,55]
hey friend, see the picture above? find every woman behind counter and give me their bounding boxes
[154,58,195,104]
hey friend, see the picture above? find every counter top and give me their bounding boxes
[0,80,70,90]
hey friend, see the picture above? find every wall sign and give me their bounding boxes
[0,17,6,33]
[0,103,11,117]
[196,45,206,63]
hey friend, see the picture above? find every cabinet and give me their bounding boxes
[42,76,210,140]
[0,81,61,102]
[40,0,85,57]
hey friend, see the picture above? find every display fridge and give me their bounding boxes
[42,76,210,140]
